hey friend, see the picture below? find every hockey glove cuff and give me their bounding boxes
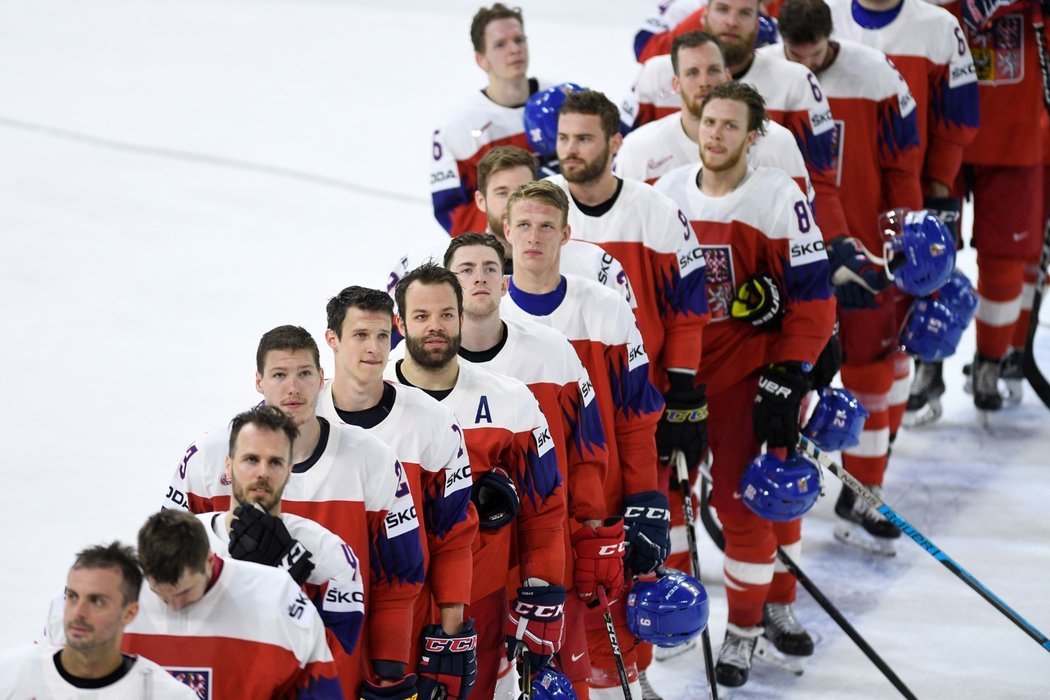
[417,619,478,700]
[622,491,671,575]
[730,274,784,328]
[571,518,626,603]
[753,364,810,449]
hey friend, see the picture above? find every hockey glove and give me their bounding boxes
[571,518,626,603]
[809,324,842,390]
[923,196,962,247]
[730,274,784,328]
[417,619,478,700]
[622,491,671,575]
[655,374,708,471]
[506,583,566,671]
[753,364,810,449]
[471,467,520,530]
[229,504,315,585]
[827,236,890,311]
[358,675,419,700]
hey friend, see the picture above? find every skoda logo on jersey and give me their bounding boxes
[533,425,554,457]
[430,170,455,185]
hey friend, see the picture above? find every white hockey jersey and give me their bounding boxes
[615,109,814,202]
[0,645,196,700]
[197,511,365,656]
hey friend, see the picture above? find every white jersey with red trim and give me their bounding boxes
[197,511,366,656]
[0,645,197,700]
[633,0,704,61]
[615,109,814,201]
[44,558,342,699]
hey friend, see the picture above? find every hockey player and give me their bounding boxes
[616,30,813,196]
[391,146,636,307]
[654,82,835,687]
[319,286,479,700]
[128,510,342,698]
[195,404,366,657]
[389,263,567,699]
[633,0,704,62]
[445,232,618,699]
[4,543,196,699]
[429,3,551,236]
[947,0,1047,412]
[164,325,424,699]
[621,0,851,240]
[773,0,922,556]
[498,180,670,699]
[825,0,980,424]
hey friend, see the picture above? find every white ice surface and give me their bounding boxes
[1,1,1048,698]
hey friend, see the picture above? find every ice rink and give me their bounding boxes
[1,1,1048,697]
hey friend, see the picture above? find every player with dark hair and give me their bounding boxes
[772,0,923,556]
[389,263,567,699]
[4,543,195,699]
[429,4,554,236]
[320,285,480,700]
[165,325,425,699]
[655,81,835,688]
[447,232,616,699]
[195,405,366,657]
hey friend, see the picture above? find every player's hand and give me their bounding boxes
[730,274,784,328]
[809,324,842,390]
[417,620,478,700]
[827,236,890,311]
[656,377,708,472]
[505,583,566,671]
[622,491,671,574]
[358,675,418,700]
[230,504,315,585]
[571,518,626,603]
[754,364,810,449]
[471,467,520,530]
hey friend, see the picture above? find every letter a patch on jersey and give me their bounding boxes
[475,395,493,424]
[701,246,735,322]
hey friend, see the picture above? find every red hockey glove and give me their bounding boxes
[505,584,566,671]
[417,619,478,700]
[571,518,626,603]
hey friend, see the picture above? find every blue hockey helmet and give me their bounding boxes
[626,568,709,648]
[881,209,956,297]
[900,298,966,362]
[741,453,822,522]
[756,14,779,47]
[802,387,869,452]
[532,666,577,699]
[524,82,587,160]
[935,269,978,327]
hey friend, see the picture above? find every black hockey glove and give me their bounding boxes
[923,196,962,247]
[358,675,418,700]
[229,504,315,585]
[730,274,784,329]
[471,467,520,530]
[655,372,708,471]
[753,364,810,449]
[417,619,478,700]
[827,236,890,311]
[809,323,842,390]
[622,491,671,574]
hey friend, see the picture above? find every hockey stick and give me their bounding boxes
[1021,6,1050,409]
[595,586,633,700]
[674,451,719,699]
[515,642,532,700]
[775,547,919,699]
[799,436,1050,653]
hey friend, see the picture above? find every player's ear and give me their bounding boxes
[499,274,509,297]
[122,600,139,626]
[610,131,624,157]
[474,189,487,213]
[324,328,339,352]
[224,455,233,482]
[394,314,407,336]
[255,372,264,395]
[475,51,489,73]
[747,129,758,149]
[561,223,572,245]
[671,74,682,96]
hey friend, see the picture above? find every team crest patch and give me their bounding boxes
[969,14,1024,85]
[701,246,735,322]
[169,668,212,699]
